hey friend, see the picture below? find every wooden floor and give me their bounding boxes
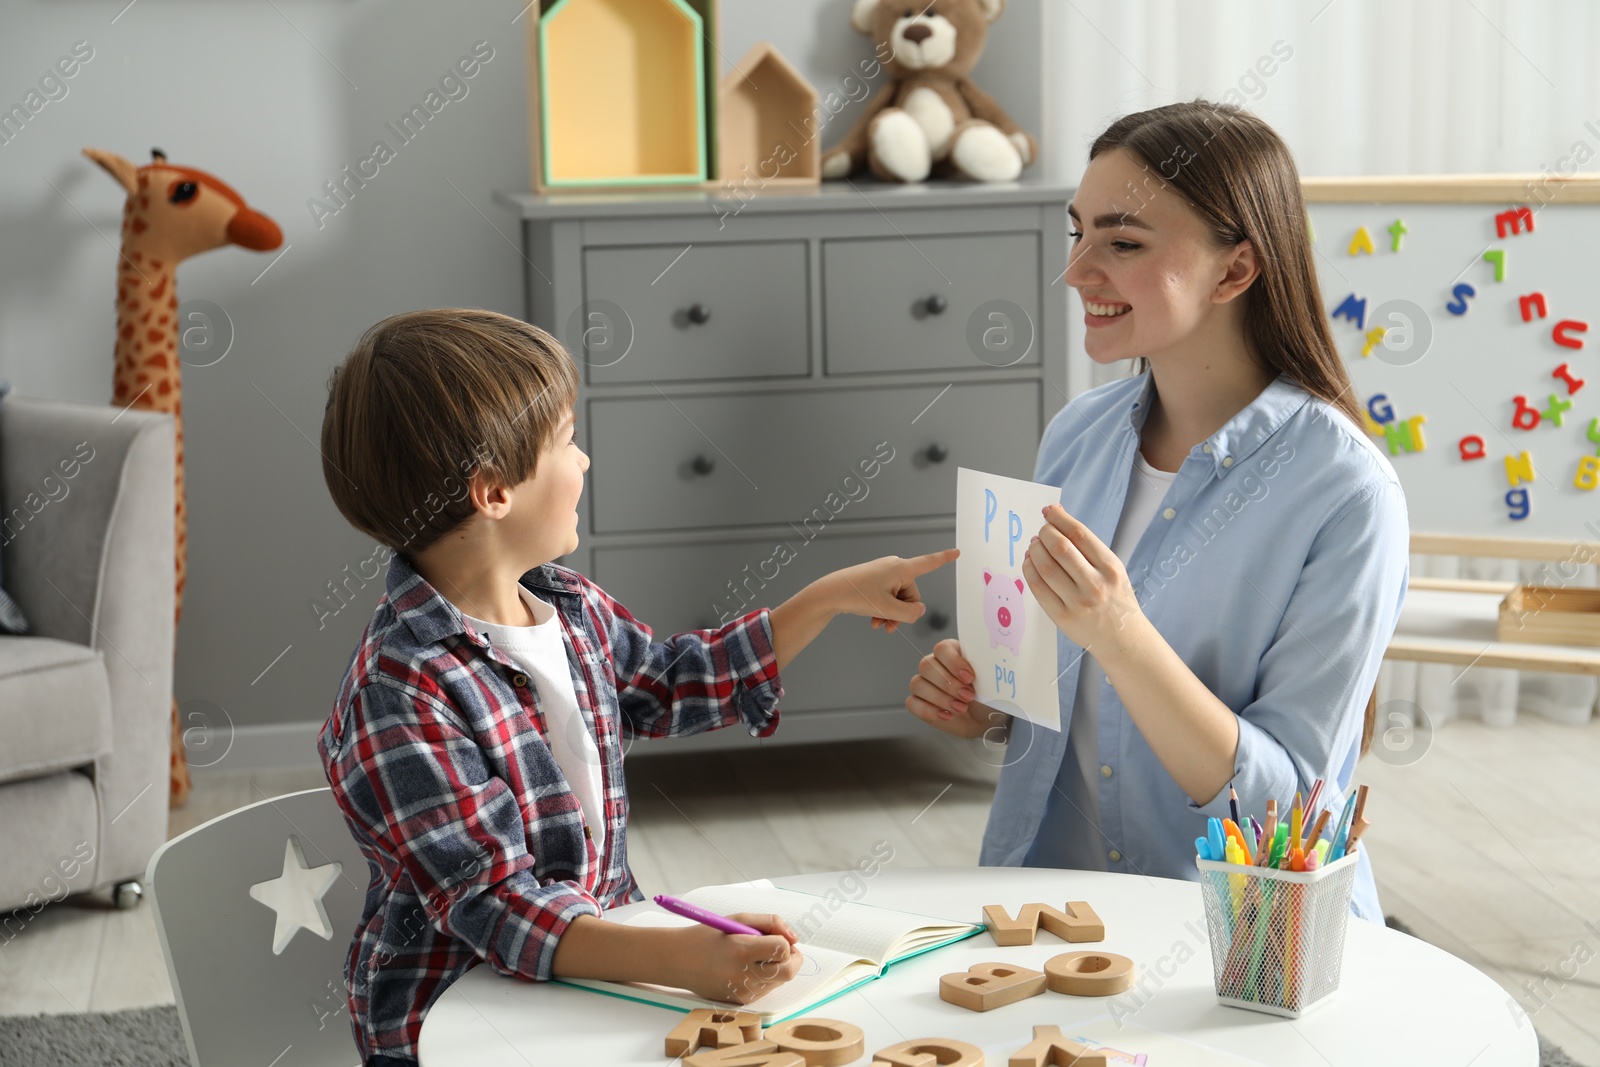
[3,718,1598,1062]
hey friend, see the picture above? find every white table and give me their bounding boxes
[418,867,1536,1066]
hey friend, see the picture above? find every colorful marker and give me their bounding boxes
[1208,817,1227,864]
[654,894,763,936]
[1329,792,1359,861]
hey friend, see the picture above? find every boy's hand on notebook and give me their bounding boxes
[905,638,1011,740]
[678,913,804,1005]
[831,547,959,634]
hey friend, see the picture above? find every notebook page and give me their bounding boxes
[563,912,876,1019]
[684,884,973,964]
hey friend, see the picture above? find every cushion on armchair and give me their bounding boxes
[0,379,31,634]
[0,636,113,783]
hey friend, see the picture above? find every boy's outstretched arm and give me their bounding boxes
[597,548,957,740]
[768,548,959,672]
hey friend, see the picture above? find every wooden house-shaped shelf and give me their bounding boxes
[719,43,820,186]
[535,0,708,188]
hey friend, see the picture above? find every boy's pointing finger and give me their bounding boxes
[905,547,959,575]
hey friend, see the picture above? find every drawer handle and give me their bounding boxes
[690,454,716,476]
[686,302,712,325]
[927,610,950,631]
[920,294,948,317]
[925,442,949,464]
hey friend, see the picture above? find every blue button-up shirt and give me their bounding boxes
[980,370,1408,923]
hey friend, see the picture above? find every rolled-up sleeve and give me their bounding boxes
[334,681,602,981]
[581,578,784,740]
[1187,478,1409,817]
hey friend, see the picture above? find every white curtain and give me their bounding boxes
[1041,0,1600,727]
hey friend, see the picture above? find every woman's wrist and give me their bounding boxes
[1085,603,1155,675]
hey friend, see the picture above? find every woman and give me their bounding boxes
[904,101,1407,922]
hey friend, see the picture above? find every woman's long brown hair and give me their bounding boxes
[1088,100,1378,755]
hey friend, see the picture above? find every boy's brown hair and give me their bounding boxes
[320,308,579,558]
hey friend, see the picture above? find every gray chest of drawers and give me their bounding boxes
[494,177,1075,751]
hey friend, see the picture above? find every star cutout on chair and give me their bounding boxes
[249,836,342,955]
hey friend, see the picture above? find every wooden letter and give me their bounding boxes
[983,902,1105,946]
[667,1009,764,1057]
[764,1018,865,1067]
[1043,951,1136,997]
[938,962,1047,1012]
[1008,1025,1112,1067]
[871,1039,985,1066]
[684,1041,804,1067]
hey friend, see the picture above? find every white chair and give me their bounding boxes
[146,787,368,1067]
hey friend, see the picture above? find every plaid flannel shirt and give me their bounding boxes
[318,551,783,1064]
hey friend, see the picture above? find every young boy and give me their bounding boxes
[317,308,956,1066]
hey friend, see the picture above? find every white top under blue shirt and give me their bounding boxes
[462,585,607,856]
[981,369,1409,923]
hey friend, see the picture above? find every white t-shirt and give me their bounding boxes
[462,585,606,856]
[1051,448,1178,870]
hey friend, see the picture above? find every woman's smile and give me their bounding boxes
[1084,299,1132,326]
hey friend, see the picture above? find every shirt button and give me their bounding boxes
[1108,849,1122,863]
[1202,443,1213,454]
[1100,765,1113,778]
[512,672,529,687]
[1222,456,1234,468]
[1162,507,1176,520]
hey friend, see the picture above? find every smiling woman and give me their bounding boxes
[904,100,1407,925]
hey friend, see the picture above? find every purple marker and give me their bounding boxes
[654,894,764,936]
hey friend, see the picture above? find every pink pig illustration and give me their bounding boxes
[983,569,1026,656]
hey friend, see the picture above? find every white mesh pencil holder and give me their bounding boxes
[1196,852,1358,1017]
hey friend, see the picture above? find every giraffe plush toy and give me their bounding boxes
[84,147,282,808]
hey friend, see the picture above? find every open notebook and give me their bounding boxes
[554,879,982,1024]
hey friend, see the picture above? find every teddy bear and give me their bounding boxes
[821,0,1038,183]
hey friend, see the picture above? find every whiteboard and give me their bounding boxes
[1307,180,1600,543]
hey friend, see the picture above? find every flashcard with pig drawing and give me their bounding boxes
[955,467,1061,733]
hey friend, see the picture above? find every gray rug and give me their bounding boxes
[0,1006,186,1066]
[0,1000,1586,1066]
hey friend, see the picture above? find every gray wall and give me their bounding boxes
[0,0,1042,736]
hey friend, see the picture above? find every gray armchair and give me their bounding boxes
[0,394,175,913]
